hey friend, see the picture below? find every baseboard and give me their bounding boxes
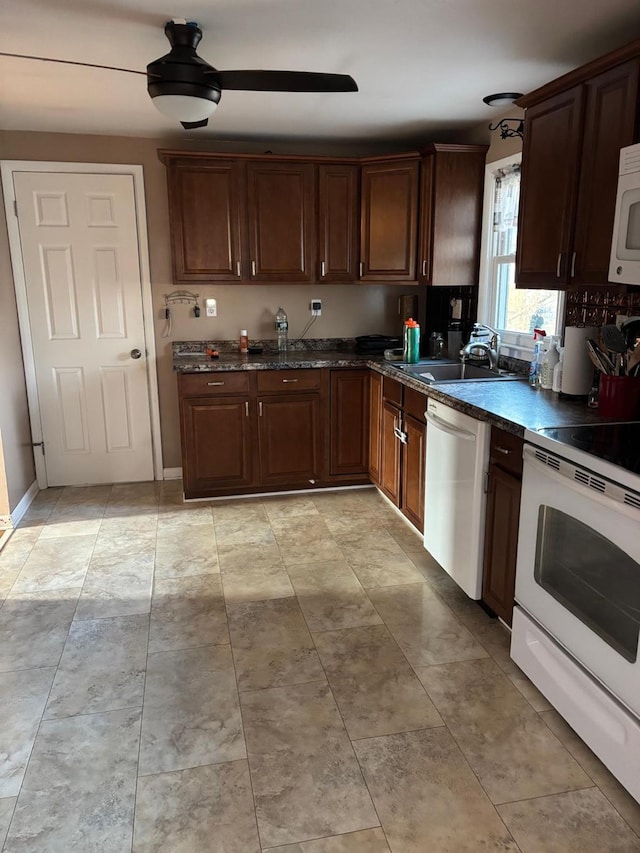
[3,479,39,529]
[163,467,183,480]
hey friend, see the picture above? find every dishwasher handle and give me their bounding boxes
[426,411,477,442]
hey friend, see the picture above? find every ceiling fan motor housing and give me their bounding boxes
[146,21,221,108]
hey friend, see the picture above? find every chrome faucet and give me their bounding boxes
[460,323,501,371]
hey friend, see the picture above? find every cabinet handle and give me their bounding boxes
[495,446,511,455]
[259,401,263,416]
[251,260,256,276]
[570,251,576,278]
[321,261,326,277]
[359,262,364,277]
[245,401,249,417]
[236,260,241,277]
[422,259,427,276]
[556,253,562,278]
[282,378,298,383]
[207,381,225,386]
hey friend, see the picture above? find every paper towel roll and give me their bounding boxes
[561,326,598,396]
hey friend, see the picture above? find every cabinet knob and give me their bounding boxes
[251,260,257,276]
[495,446,511,455]
[422,259,427,277]
[359,261,364,277]
[282,378,298,383]
[570,251,576,278]
[556,253,562,278]
[207,381,225,386]
[320,261,326,277]
[236,260,241,277]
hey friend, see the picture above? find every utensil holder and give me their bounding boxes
[598,374,640,418]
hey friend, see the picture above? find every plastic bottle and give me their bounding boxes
[552,345,564,393]
[528,329,546,387]
[403,318,421,363]
[275,307,288,352]
[539,335,559,389]
[239,329,249,354]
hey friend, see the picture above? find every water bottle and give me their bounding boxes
[403,318,420,363]
[275,307,288,352]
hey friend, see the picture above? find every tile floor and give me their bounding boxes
[0,482,639,852]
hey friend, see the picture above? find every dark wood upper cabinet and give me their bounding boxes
[516,54,640,289]
[318,164,360,282]
[166,158,244,282]
[360,157,420,281]
[572,60,639,284]
[418,144,488,286]
[246,161,315,282]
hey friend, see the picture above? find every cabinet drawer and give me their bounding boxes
[256,369,321,392]
[179,371,250,397]
[490,427,524,477]
[382,376,403,406]
[403,386,428,421]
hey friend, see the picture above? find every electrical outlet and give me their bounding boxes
[311,299,322,316]
[205,298,217,318]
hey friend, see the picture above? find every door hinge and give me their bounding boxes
[13,200,18,217]
[31,441,45,456]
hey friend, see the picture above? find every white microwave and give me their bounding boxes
[609,142,640,285]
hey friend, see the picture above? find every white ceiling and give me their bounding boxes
[2,0,640,147]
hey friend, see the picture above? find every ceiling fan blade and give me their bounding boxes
[212,70,358,93]
[0,52,147,76]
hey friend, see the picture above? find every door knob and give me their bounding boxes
[130,348,142,359]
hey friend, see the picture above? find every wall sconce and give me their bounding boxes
[483,93,524,140]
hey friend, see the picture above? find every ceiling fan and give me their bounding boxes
[1,18,358,129]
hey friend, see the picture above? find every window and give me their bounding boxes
[478,154,564,356]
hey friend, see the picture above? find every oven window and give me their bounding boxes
[534,506,640,663]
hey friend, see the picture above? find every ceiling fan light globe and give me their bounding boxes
[151,94,218,122]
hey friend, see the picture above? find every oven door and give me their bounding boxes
[515,444,640,716]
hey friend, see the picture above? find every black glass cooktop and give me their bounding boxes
[536,422,640,476]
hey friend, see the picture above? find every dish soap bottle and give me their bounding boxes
[403,318,420,363]
[539,335,559,390]
[528,329,546,387]
[275,307,288,352]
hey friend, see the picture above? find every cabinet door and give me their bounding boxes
[380,400,401,505]
[329,369,370,476]
[516,86,584,287]
[360,159,419,281]
[318,164,360,281]
[180,396,253,497]
[482,464,522,625]
[258,394,322,485]
[368,372,383,485]
[401,414,425,532]
[246,161,315,281]
[166,159,244,282]
[419,146,488,286]
[572,60,640,285]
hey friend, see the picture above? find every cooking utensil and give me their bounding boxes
[600,325,628,375]
[627,345,640,377]
[586,338,612,374]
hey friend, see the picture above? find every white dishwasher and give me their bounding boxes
[423,398,490,599]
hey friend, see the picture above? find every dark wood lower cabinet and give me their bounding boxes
[180,395,254,497]
[482,428,524,625]
[329,369,370,477]
[258,394,322,486]
[368,371,383,484]
[380,400,402,504]
[402,414,425,531]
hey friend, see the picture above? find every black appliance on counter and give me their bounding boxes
[355,335,401,355]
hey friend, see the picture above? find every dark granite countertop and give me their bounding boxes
[173,350,378,372]
[173,342,609,436]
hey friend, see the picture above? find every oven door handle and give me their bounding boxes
[524,450,640,522]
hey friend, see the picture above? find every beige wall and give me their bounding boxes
[0,130,408,473]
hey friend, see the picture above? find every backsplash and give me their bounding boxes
[565,288,640,325]
[173,338,358,356]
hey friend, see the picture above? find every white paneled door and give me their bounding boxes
[13,171,154,486]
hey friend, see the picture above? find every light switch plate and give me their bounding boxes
[205,298,217,317]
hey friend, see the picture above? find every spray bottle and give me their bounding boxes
[528,329,546,387]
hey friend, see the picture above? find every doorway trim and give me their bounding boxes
[1,160,163,487]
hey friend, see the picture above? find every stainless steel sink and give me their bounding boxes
[396,361,520,383]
